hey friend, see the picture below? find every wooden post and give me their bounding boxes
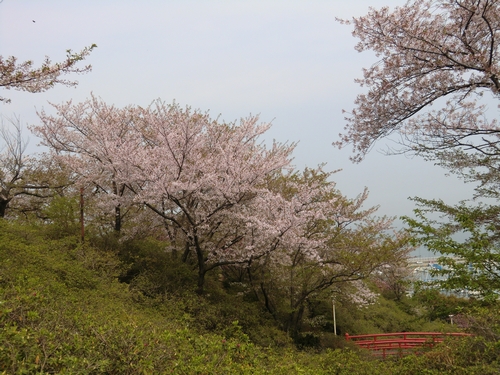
[80,187,84,243]
[332,299,337,336]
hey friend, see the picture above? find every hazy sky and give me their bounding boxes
[0,0,481,255]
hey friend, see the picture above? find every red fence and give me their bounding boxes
[345,332,471,359]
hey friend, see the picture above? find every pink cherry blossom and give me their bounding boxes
[336,0,500,162]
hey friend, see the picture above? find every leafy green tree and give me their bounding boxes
[404,198,500,299]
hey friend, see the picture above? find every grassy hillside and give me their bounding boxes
[1,220,498,374]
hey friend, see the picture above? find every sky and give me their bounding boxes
[0,1,482,255]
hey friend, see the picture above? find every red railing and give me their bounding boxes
[345,332,471,359]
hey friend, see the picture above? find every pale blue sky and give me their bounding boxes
[0,0,480,255]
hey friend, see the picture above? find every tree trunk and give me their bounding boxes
[114,205,121,232]
[194,236,206,294]
[287,304,305,340]
[181,241,191,263]
[196,266,207,295]
[0,197,10,218]
[112,180,122,233]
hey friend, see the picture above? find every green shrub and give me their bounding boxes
[1,220,499,374]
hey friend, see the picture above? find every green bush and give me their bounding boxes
[1,219,499,374]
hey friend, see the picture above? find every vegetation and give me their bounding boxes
[1,0,500,372]
[337,0,500,317]
[0,216,498,374]
[337,0,500,164]
[1,40,94,217]
[404,199,500,299]
[0,45,96,103]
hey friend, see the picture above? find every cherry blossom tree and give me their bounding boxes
[0,116,32,217]
[0,116,69,218]
[0,43,95,217]
[336,0,500,164]
[128,101,296,293]
[34,97,296,293]
[372,258,412,302]
[243,168,412,338]
[34,96,143,232]
[336,1,500,298]
[35,96,411,300]
[1,45,96,103]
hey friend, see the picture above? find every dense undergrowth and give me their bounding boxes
[1,219,499,374]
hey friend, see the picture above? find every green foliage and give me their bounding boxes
[335,295,445,336]
[388,336,500,375]
[411,288,472,322]
[115,237,292,348]
[0,220,318,373]
[41,194,81,238]
[404,198,500,298]
[1,219,499,374]
[118,238,196,296]
[247,168,413,341]
[460,306,500,341]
